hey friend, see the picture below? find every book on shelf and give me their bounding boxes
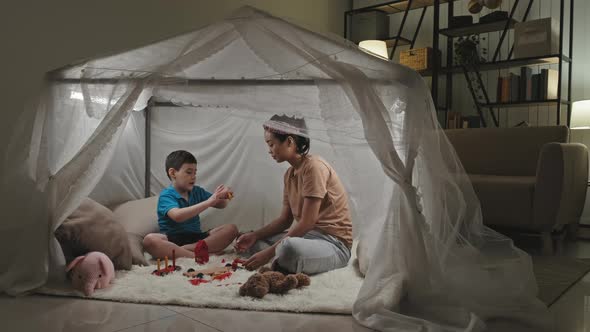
[496,76,511,103]
[541,68,558,100]
[519,67,533,101]
[462,115,481,128]
[447,111,462,129]
[539,70,547,100]
[496,76,504,102]
[495,68,558,104]
[502,77,510,103]
[446,113,480,129]
[532,73,541,100]
[510,73,520,102]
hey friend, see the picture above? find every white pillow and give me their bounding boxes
[112,196,160,234]
[112,196,159,265]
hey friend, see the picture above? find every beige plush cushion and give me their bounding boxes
[446,126,568,176]
[55,198,132,270]
[111,196,159,266]
[469,174,536,229]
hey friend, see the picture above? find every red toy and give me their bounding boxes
[151,250,182,276]
[188,268,232,286]
[183,266,230,278]
[189,278,209,286]
[194,240,209,265]
[231,258,246,271]
[212,271,233,281]
[184,258,243,285]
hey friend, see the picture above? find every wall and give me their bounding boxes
[0,0,350,174]
[353,0,589,127]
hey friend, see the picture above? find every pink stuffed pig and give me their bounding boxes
[66,251,115,296]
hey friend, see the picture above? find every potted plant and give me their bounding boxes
[454,35,487,66]
[454,35,489,108]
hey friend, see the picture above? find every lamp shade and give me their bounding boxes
[571,100,590,129]
[359,40,388,59]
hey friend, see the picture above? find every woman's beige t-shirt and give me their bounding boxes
[283,155,353,248]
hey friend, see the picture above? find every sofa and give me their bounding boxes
[445,125,588,253]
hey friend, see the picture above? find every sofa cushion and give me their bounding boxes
[469,174,536,229]
[111,196,159,265]
[55,198,132,270]
[446,126,568,176]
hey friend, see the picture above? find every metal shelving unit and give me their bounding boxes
[345,0,457,119]
[439,19,518,37]
[442,54,570,74]
[455,0,574,127]
[345,0,574,128]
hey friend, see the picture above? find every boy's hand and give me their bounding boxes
[235,232,257,253]
[216,185,234,200]
[207,185,226,206]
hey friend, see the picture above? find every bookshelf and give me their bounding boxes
[439,19,518,38]
[347,0,456,15]
[345,0,458,118]
[443,55,570,74]
[418,55,570,76]
[441,0,574,128]
[483,99,569,109]
[345,0,574,128]
[384,36,411,47]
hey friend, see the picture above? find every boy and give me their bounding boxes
[143,150,238,264]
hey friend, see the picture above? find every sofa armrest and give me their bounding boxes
[533,142,588,231]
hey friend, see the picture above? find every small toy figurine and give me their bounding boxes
[152,250,182,276]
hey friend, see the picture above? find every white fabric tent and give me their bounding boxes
[1,6,552,331]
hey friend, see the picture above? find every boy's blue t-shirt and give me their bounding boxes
[157,185,212,235]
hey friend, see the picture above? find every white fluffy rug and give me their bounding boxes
[37,253,364,314]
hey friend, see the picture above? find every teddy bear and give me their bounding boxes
[239,266,311,298]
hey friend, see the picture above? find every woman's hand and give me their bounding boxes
[244,247,275,271]
[235,232,257,253]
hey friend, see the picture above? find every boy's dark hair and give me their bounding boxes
[266,115,311,156]
[165,150,197,179]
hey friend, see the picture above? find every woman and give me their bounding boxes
[235,115,352,274]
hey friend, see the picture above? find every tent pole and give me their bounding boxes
[154,101,180,107]
[51,78,324,85]
[49,78,393,85]
[144,99,153,198]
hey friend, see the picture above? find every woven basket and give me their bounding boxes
[400,47,433,71]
